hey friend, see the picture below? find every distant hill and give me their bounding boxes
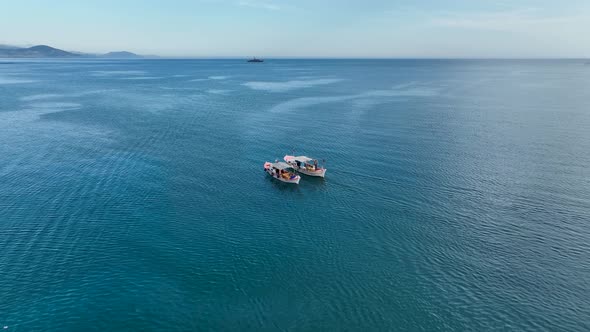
[0,45,80,58]
[0,44,21,50]
[0,44,144,58]
[101,51,141,58]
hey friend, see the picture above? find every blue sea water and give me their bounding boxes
[0,59,589,331]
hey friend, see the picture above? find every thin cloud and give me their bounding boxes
[238,0,280,11]
[431,10,580,31]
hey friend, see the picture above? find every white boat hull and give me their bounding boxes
[283,156,327,177]
[290,165,326,177]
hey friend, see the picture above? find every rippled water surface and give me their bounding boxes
[1,59,589,331]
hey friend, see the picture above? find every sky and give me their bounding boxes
[1,0,589,58]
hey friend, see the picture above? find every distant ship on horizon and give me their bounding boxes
[247,57,264,63]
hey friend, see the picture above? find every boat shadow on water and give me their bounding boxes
[266,176,302,193]
[265,173,327,193]
[299,175,327,191]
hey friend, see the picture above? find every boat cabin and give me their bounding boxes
[290,156,320,171]
[268,162,298,180]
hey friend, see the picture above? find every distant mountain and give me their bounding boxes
[101,51,141,58]
[0,45,79,58]
[0,44,21,50]
[0,44,144,58]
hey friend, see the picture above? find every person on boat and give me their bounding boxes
[314,160,318,169]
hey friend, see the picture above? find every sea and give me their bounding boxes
[0,59,589,331]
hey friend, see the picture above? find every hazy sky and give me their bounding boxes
[2,0,589,57]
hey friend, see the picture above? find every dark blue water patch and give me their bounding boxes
[0,59,589,331]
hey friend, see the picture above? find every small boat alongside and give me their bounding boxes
[284,155,327,177]
[264,161,301,184]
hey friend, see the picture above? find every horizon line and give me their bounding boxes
[2,56,588,60]
[1,44,589,60]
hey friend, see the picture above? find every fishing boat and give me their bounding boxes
[284,155,327,177]
[264,161,301,184]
